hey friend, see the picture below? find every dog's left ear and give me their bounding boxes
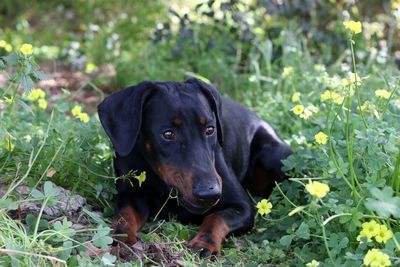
[98,81,155,156]
[186,77,224,147]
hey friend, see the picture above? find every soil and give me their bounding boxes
[0,61,119,114]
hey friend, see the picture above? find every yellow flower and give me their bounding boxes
[291,92,301,102]
[0,40,12,52]
[363,249,380,267]
[71,105,82,116]
[320,90,343,105]
[256,199,272,215]
[27,88,46,101]
[375,225,393,244]
[282,67,293,78]
[314,64,325,72]
[363,249,391,267]
[341,77,350,88]
[343,20,362,34]
[306,260,319,267]
[19,43,33,55]
[375,89,391,100]
[305,180,330,198]
[347,72,362,86]
[5,44,12,52]
[23,135,32,142]
[361,220,380,238]
[330,92,343,105]
[314,131,328,145]
[357,229,373,243]
[77,112,90,123]
[136,171,147,187]
[85,62,97,73]
[292,104,304,115]
[37,98,47,109]
[361,101,374,111]
[299,109,313,120]
[299,105,318,120]
[320,90,332,101]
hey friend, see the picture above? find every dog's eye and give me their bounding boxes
[205,126,215,136]
[162,130,175,140]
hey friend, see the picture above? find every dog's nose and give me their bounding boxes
[193,185,221,202]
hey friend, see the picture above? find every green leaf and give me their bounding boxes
[0,198,18,210]
[20,75,34,94]
[0,58,5,69]
[338,237,349,248]
[365,187,400,218]
[25,214,48,232]
[2,53,18,66]
[57,240,73,260]
[53,217,73,231]
[66,256,79,267]
[15,98,34,115]
[279,235,293,247]
[101,253,117,266]
[92,226,113,250]
[43,181,60,197]
[31,189,44,199]
[53,217,75,239]
[81,207,108,226]
[295,222,310,239]
[30,69,47,81]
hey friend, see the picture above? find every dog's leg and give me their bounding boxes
[188,214,229,257]
[112,180,149,244]
[188,193,254,257]
[188,149,255,257]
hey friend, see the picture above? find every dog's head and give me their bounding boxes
[98,78,223,214]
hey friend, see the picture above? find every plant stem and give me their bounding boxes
[349,39,368,128]
[320,216,336,266]
[392,151,400,194]
[31,196,50,245]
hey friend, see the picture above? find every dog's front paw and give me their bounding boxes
[188,235,220,258]
[111,220,137,244]
[111,207,143,244]
[111,215,138,244]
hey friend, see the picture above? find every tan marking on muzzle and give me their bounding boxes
[157,164,193,198]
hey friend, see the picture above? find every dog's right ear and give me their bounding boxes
[98,81,155,157]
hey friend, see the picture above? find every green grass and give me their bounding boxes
[1,25,400,267]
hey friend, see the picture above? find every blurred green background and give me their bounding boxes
[1,0,399,99]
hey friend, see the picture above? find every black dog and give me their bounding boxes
[98,78,291,256]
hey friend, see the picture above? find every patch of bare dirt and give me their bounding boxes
[0,61,117,114]
[111,240,185,266]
